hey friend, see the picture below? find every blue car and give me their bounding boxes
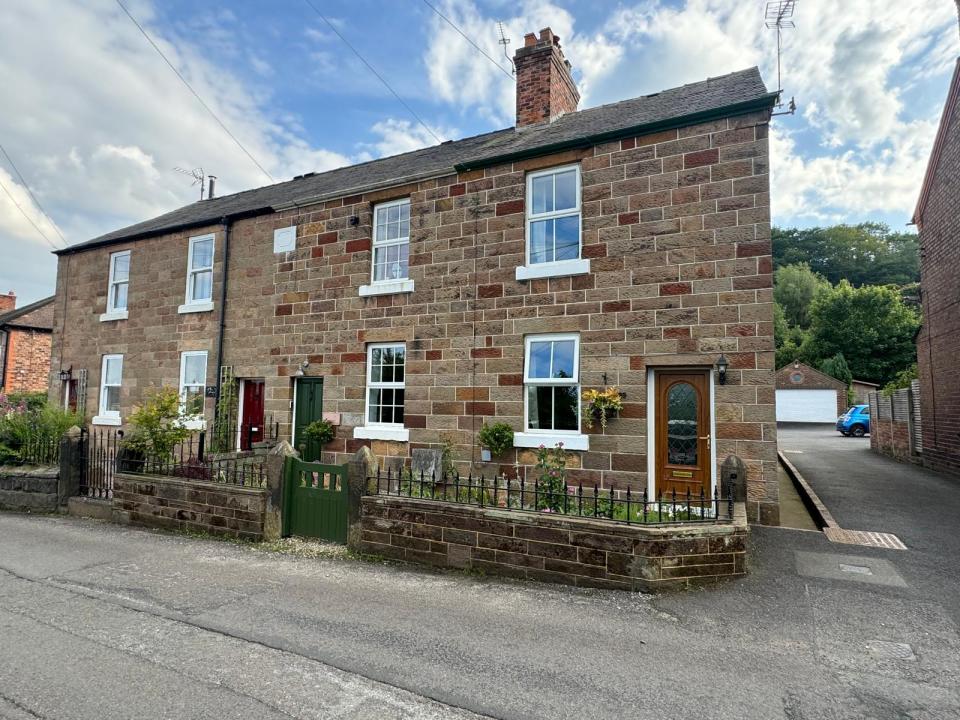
[837,404,870,437]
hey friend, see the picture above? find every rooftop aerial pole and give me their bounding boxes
[765,0,797,114]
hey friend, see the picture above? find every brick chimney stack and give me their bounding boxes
[0,291,15,313]
[514,27,580,127]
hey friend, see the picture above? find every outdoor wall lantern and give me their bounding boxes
[295,359,309,377]
[58,367,72,382]
[715,355,728,385]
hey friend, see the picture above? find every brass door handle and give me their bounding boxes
[699,435,711,450]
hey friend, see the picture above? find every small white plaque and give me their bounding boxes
[273,226,296,253]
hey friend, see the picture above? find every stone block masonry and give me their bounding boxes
[357,495,748,591]
[52,109,778,524]
[112,472,269,540]
[0,466,59,512]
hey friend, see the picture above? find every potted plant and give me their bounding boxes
[302,419,336,449]
[582,387,624,431]
[477,422,513,462]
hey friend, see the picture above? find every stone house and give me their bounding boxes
[913,56,960,478]
[0,293,54,395]
[49,29,781,523]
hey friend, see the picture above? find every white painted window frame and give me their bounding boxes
[354,342,409,442]
[93,354,123,426]
[517,164,589,281]
[100,250,130,321]
[179,234,215,314]
[514,333,588,450]
[179,350,208,430]
[360,198,414,297]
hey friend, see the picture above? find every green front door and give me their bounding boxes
[293,377,324,461]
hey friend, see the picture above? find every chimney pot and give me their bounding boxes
[207,175,217,200]
[513,26,580,127]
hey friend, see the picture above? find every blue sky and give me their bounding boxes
[1,0,958,304]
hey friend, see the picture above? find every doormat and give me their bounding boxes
[823,527,907,550]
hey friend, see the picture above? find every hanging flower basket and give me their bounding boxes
[582,387,625,431]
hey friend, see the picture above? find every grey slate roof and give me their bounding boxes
[58,67,774,255]
[0,296,54,331]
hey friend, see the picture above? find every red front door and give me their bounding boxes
[240,379,265,450]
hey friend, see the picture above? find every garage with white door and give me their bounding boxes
[775,362,846,423]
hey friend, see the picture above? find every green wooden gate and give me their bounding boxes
[282,457,348,543]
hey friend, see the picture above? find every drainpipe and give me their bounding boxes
[213,216,232,411]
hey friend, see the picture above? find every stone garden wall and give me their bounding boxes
[112,472,269,540]
[0,466,59,512]
[357,494,747,590]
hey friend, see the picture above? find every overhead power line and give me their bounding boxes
[0,174,62,252]
[113,0,274,183]
[301,0,444,145]
[420,0,514,79]
[0,142,68,247]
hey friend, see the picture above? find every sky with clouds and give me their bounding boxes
[1,0,957,305]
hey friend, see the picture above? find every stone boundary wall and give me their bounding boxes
[0,465,59,512]
[357,495,747,591]
[112,472,269,540]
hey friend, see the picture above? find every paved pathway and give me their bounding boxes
[778,424,960,625]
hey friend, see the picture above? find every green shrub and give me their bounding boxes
[0,394,80,464]
[478,422,513,457]
[122,387,192,462]
[534,443,568,512]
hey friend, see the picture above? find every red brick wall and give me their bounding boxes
[2,328,52,393]
[0,293,14,313]
[51,110,778,523]
[916,68,960,478]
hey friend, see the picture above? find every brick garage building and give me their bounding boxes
[913,58,960,478]
[49,30,782,523]
[775,362,847,423]
[0,293,54,395]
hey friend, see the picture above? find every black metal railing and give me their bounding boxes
[370,467,733,526]
[121,430,267,488]
[80,427,120,499]
[12,431,60,466]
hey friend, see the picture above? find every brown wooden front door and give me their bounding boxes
[655,370,711,498]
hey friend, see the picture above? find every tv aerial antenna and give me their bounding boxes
[497,21,514,75]
[765,0,797,115]
[174,166,206,200]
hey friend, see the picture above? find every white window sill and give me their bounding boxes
[178,301,214,314]
[515,258,590,281]
[353,426,410,442]
[92,415,121,426]
[359,279,415,297]
[514,432,589,451]
[99,310,128,322]
[180,417,206,430]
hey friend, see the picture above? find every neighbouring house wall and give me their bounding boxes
[112,472,269,540]
[52,111,779,524]
[357,495,748,590]
[917,70,960,478]
[850,382,877,405]
[0,466,59,512]
[3,328,53,393]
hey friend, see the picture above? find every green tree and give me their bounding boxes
[774,302,808,368]
[773,263,830,328]
[804,281,920,384]
[772,223,919,287]
[123,387,192,461]
[819,353,853,386]
[881,363,918,396]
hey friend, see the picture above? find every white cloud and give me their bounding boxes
[0,0,353,303]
